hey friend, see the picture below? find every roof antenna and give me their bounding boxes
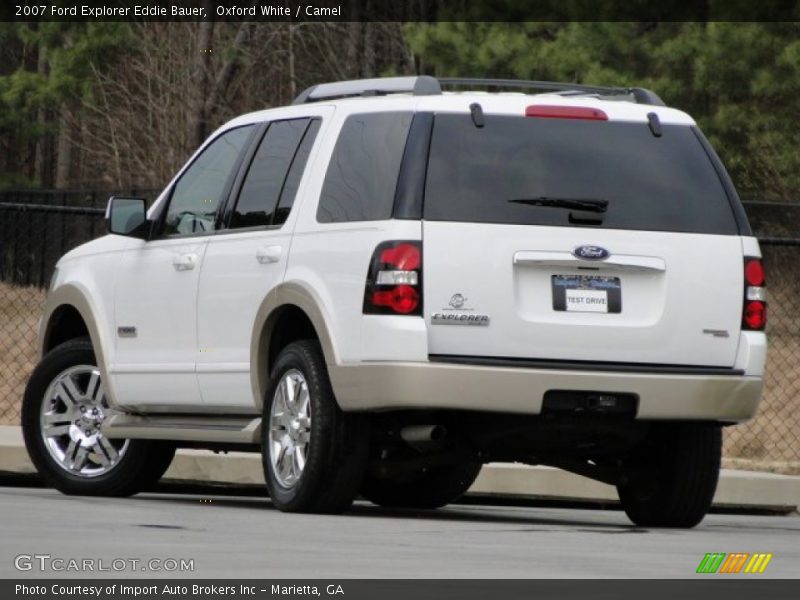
[469,102,485,128]
[647,112,662,137]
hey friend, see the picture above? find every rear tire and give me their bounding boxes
[617,423,721,528]
[22,338,175,497]
[361,462,482,509]
[262,340,368,513]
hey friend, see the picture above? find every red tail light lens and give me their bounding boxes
[744,259,765,286]
[744,301,766,330]
[742,257,766,331]
[379,243,421,271]
[364,241,423,316]
[525,105,608,121]
[372,285,420,314]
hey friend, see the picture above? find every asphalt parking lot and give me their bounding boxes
[0,481,798,579]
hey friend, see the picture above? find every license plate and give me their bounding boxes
[552,275,622,313]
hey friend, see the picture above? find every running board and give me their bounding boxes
[102,414,262,444]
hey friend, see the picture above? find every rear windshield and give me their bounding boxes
[424,113,739,234]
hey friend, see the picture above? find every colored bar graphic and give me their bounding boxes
[697,553,726,574]
[719,554,735,573]
[732,553,750,573]
[744,553,773,574]
[697,552,772,574]
[759,554,773,573]
[696,554,713,573]
[720,553,749,573]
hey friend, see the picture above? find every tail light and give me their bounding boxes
[742,257,766,331]
[363,241,422,316]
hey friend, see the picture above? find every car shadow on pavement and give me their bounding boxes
[2,473,786,530]
[128,489,640,531]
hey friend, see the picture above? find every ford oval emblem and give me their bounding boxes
[572,245,610,261]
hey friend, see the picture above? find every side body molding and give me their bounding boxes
[250,281,340,411]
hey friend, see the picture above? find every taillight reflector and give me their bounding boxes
[525,105,608,121]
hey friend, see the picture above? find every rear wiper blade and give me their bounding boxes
[508,197,608,213]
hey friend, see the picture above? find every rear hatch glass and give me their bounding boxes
[424,113,738,235]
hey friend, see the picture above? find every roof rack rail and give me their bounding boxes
[292,76,441,105]
[438,78,665,106]
[291,76,665,107]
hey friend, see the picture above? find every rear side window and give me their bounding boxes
[424,114,739,235]
[317,112,412,223]
[274,119,321,226]
[230,118,313,229]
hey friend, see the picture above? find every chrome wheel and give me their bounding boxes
[268,369,312,488]
[39,365,129,478]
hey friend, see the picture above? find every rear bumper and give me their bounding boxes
[329,361,763,422]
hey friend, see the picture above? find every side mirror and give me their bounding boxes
[107,197,148,238]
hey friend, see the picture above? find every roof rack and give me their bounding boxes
[292,76,441,105]
[439,78,665,106]
[292,76,665,107]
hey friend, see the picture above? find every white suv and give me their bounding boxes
[22,76,767,527]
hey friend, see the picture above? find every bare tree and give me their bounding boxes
[58,21,415,189]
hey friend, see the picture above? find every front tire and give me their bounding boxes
[361,462,482,509]
[262,340,368,513]
[616,423,721,528]
[22,338,175,496]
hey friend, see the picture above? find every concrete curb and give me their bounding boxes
[2,425,798,511]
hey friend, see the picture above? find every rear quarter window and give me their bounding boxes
[317,112,412,223]
[424,114,740,235]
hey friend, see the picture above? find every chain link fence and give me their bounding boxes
[723,240,800,472]
[0,190,152,431]
[1,191,799,472]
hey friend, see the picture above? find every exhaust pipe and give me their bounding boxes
[400,425,446,443]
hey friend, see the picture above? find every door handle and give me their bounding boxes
[173,253,198,271]
[256,246,282,264]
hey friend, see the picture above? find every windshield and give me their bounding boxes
[423,113,739,234]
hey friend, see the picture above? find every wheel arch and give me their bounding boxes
[251,281,340,411]
[39,283,118,406]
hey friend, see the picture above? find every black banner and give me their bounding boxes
[5,580,800,600]
[2,0,800,23]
